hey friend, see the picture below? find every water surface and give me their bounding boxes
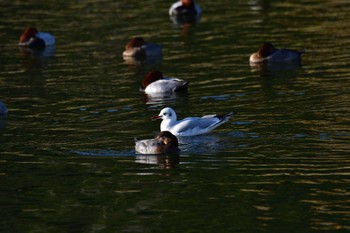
[1,0,350,232]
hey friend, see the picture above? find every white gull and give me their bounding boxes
[152,107,235,136]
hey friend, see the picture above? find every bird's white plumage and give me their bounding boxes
[145,78,187,93]
[169,1,202,16]
[135,139,162,154]
[156,107,234,136]
[169,1,182,15]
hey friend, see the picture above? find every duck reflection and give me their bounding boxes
[170,13,201,38]
[170,13,201,28]
[253,64,301,93]
[250,60,302,73]
[144,91,188,106]
[135,154,180,168]
[0,118,7,129]
[248,0,271,12]
[123,52,162,68]
[19,45,55,72]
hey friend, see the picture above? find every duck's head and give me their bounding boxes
[125,37,146,50]
[182,0,195,8]
[142,70,164,88]
[156,131,179,146]
[19,27,39,44]
[152,107,177,121]
[257,42,276,58]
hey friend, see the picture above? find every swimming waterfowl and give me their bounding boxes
[19,27,55,49]
[135,131,180,154]
[249,42,304,63]
[141,71,189,93]
[152,107,235,136]
[123,37,162,60]
[169,0,202,16]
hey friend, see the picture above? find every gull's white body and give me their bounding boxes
[155,107,234,136]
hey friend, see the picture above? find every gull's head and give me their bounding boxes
[152,107,177,121]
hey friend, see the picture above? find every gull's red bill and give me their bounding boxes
[151,115,161,120]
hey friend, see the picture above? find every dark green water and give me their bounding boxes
[1,0,350,232]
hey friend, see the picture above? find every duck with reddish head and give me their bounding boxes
[169,0,201,27]
[169,0,201,16]
[249,42,304,64]
[135,131,180,154]
[123,37,162,62]
[141,70,189,94]
[19,27,55,49]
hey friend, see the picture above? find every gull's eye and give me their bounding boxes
[163,112,167,116]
